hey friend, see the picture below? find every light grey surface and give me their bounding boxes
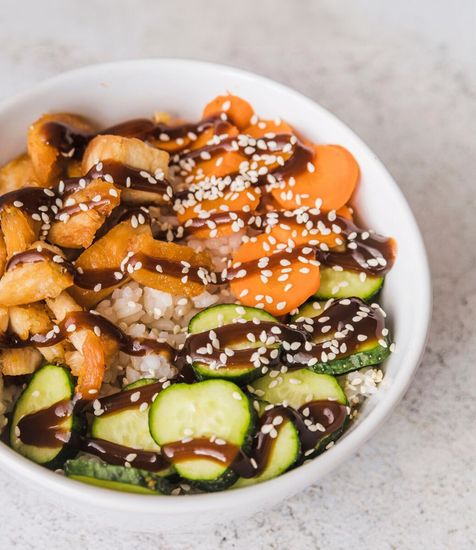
[0,1,475,548]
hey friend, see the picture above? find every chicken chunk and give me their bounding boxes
[0,243,73,307]
[46,291,108,398]
[0,154,38,194]
[130,234,212,297]
[28,113,96,185]
[82,135,170,205]
[8,303,52,340]
[0,206,38,258]
[1,348,42,376]
[69,217,151,307]
[0,306,8,333]
[48,179,121,249]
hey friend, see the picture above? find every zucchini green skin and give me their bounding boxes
[123,377,158,391]
[314,267,384,301]
[307,340,391,376]
[188,304,278,384]
[10,364,77,469]
[64,459,171,494]
[149,380,255,492]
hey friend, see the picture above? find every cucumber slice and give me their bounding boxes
[69,476,157,494]
[10,364,75,467]
[249,369,347,409]
[65,459,170,494]
[233,401,300,488]
[188,304,279,384]
[293,298,391,376]
[123,378,159,390]
[91,378,172,477]
[291,299,333,322]
[314,267,383,301]
[188,304,276,333]
[308,339,391,376]
[149,380,254,490]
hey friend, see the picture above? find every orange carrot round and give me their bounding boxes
[272,144,359,211]
[177,188,260,239]
[230,235,320,315]
[243,118,294,138]
[203,94,254,130]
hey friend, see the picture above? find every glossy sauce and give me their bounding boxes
[17,399,71,448]
[80,437,169,472]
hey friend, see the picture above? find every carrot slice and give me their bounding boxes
[272,144,359,211]
[266,214,343,249]
[230,235,320,315]
[203,94,254,130]
[177,188,260,239]
[243,118,294,138]
[336,204,353,220]
[156,119,238,156]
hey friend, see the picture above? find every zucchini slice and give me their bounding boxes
[291,299,333,322]
[233,401,301,488]
[10,364,76,467]
[249,370,347,456]
[64,459,170,494]
[314,266,383,301]
[188,303,276,333]
[292,298,391,376]
[249,369,347,409]
[91,378,173,477]
[308,339,391,376]
[188,304,278,383]
[149,380,254,491]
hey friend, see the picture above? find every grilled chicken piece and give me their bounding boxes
[0,242,73,307]
[1,348,42,376]
[0,306,8,333]
[6,301,65,363]
[8,303,52,340]
[66,160,83,177]
[69,217,151,307]
[0,154,38,194]
[0,234,6,279]
[39,342,67,364]
[82,135,170,205]
[46,291,114,398]
[48,179,121,249]
[130,234,212,297]
[0,207,38,258]
[28,113,96,185]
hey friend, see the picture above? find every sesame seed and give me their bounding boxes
[130,391,141,403]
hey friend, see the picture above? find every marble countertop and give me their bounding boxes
[0,1,474,548]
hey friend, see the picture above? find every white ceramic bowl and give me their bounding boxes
[0,59,431,531]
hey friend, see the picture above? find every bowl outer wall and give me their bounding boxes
[0,59,431,531]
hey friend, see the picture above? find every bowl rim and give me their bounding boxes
[0,58,432,513]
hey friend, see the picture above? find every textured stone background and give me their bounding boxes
[0,1,474,548]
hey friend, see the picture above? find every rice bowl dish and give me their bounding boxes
[0,88,400,495]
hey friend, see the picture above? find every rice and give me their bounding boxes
[341,367,384,406]
[96,281,235,388]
